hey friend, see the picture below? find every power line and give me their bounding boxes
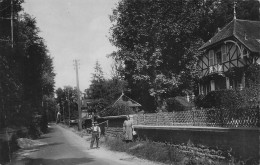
[0,4,11,12]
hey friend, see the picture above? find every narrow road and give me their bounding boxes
[10,124,158,165]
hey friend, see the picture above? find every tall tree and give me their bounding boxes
[0,1,56,127]
[86,61,105,99]
[84,61,128,115]
[109,0,259,112]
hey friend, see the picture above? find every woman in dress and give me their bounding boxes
[123,115,133,142]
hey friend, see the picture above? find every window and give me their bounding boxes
[210,80,215,91]
[221,45,227,62]
[209,50,214,66]
[215,49,222,64]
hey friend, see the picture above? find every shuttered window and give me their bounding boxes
[210,80,215,91]
[209,50,214,66]
[221,45,227,62]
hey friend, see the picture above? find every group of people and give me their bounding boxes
[90,115,135,149]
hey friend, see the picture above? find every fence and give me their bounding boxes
[133,107,260,128]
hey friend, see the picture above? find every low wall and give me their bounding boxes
[94,113,259,161]
[134,125,260,161]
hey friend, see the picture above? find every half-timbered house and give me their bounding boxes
[197,18,260,95]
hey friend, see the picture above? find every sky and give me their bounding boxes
[22,0,119,91]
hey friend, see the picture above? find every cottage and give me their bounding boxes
[197,17,260,95]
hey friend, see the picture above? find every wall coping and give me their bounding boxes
[98,115,128,119]
[133,125,260,132]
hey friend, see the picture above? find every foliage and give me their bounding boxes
[245,63,260,86]
[196,63,260,109]
[224,67,245,81]
[195,86,260,109]
[85,62,129,116]
[109,0,205,111]
[166,96,193,112]
[87,99,110,114]
[108,0,259,112]
[103,137,230,165]
[0,0,55,128]
[55,86,79,120]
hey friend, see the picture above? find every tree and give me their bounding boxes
[109,0,204,111]
[0,1,56,128]
[55,86,78,121]
[87,61,105,99]
[84,62,128,115]
[109,0,259,112]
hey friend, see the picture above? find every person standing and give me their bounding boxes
[123,115,133,142]
[90,121,101,149]
[56,111,61,124]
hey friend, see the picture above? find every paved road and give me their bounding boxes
[10,124,132,165]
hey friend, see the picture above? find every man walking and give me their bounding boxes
[90,121,101,149]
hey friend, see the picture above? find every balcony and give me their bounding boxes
[209,64,223,74]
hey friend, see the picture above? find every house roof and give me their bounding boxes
[112,92,142,107]
[199,19,260,53]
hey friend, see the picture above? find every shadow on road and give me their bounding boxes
[11,157,95,165]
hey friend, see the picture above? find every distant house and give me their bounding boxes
[197,17,260,95]
[112,92,142,112]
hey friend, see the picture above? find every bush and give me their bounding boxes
[28,115,43,139]
[166,96,193,112]
[194,88,258,110]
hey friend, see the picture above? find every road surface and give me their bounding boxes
[10,124,161,165]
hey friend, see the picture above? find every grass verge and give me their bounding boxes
[101,136,255,165]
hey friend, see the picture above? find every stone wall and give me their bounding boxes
[98,113,259,161]
[134,126,259,161]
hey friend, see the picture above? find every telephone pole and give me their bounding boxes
[0,0,14,47]
[74,60,82,130]
[67,90,70,127]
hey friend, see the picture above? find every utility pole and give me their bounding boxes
[67,90,70,127]
[0,0,14,47]
[74,60,82,130]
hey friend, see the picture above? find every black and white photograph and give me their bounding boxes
[0,0,259,164]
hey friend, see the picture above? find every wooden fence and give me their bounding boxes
[133,107,260,128]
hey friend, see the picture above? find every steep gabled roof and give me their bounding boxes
[112,92,142,107]
[200,19,260,53]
